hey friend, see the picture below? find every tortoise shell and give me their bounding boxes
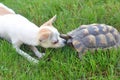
[61,24,120,58]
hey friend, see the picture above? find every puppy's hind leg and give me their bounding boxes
[12,40,39,64]
[30,46,45,58]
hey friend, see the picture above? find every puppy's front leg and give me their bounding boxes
[13,45,39,64]
[30,46,45,58]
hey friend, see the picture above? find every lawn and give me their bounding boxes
[0,0,120,80]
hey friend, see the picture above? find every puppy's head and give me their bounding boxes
[38,15,66,48]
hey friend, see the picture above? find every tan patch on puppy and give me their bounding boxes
[0,6,13,15]
[38,28,52,41]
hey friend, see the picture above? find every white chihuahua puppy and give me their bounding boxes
[0,3,66,63]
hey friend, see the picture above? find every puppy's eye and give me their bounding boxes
[39,39,43,42]
[52,40,59,44]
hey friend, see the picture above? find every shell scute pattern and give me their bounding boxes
[111,29,119,42]
[96,34,108,48]
[72,38,86,53]
[97,24,108,34]
[105,33,116,47]
[82,35,96,48]
[67,24,120,54]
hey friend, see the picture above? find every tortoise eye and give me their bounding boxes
[52,40,59,44]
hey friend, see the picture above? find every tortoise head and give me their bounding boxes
[60,34,73,45]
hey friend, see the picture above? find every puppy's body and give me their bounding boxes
[0,14,39,45]
[0,3,65,63]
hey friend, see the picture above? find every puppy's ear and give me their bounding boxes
[41,15,56,27]
[38,29,52,42]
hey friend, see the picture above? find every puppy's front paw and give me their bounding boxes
[42,53,45,56]
[36,53,45,59]
[29,58,39,64]
[33,59,39,64]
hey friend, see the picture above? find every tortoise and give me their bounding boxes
[60,23,120,58]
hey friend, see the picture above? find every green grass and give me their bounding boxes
[0,0,120,80]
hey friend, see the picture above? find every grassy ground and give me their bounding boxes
[0,0,120,80]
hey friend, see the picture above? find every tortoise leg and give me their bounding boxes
[75,46,87,59]
[76,45,87,59]
[78,49,88,60]
[72,40,87,59]
[78,52,84,60]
